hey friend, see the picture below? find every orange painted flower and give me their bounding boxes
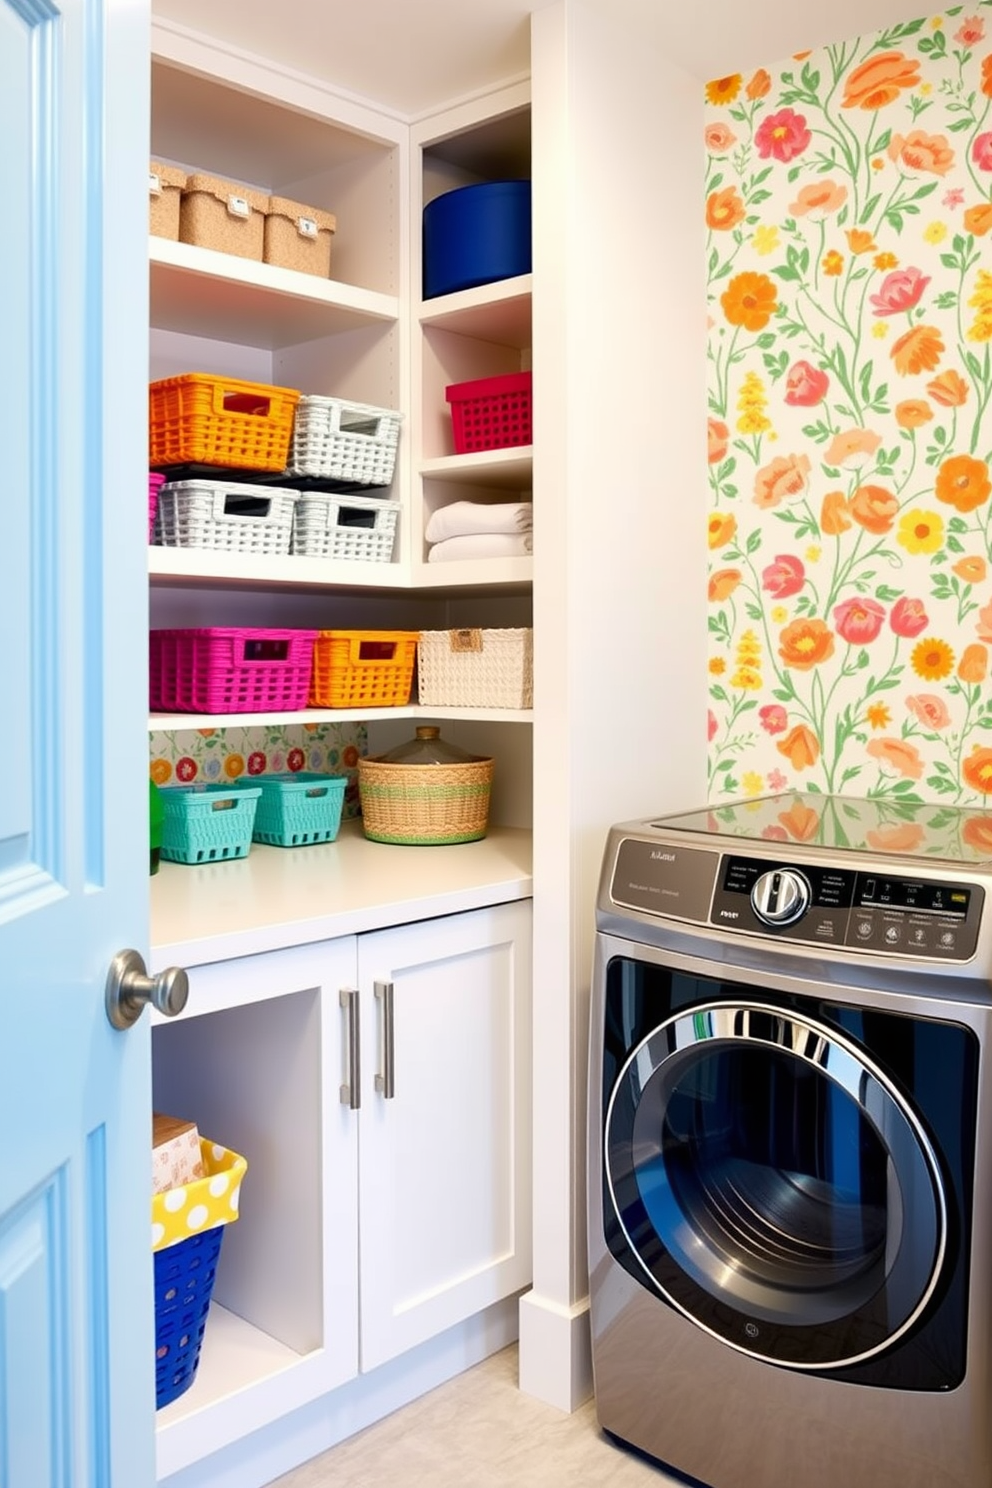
[821,490,853,534]
[705,122,738,153]
[959,643,989,682]
[895,399,933,428]
[342,743,360,768]
[777,801,821,840]
[867,737,924,779]
[223,753,245,778]
[709,568,742,601]
[891,325,945,375]
[721,271,778,331]
[708,511,737,549]
[150,757,172,785]
[708,417,729,464]
[776,725,820,770]
[927,369,969,406]
[866,823,926,853]
[753,453,810,508]
[196,728,216,738]
[911,637,955,680]
[824,427,882,464]
[842,51,922,110]
[846,228,877,254]
[886,131,955,175]
[866,703,891,729]
[779,617,835,670]
[983,54,992,98]
[706,186,746,231]
[790,180,848,217]
[977,599,992,643]
[875,251,899,270]
[964,203,992,236]
[706,75,742,104]
[964,748,992,794]
[850,484,900,533]
[746,68,772,99]
[935,454,992,513]
[954,556,987,584]
[963,815,992,853]
[823,250,844,276]
[906,693,952,729]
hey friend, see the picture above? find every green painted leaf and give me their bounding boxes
[875,585,902,602]
[756,332,777,349]
[746,529,763,554]
[860,193,881,225]
[946,535,966,553]
[772,265,801,282]
[947,116,976,132]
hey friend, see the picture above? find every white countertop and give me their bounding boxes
[150,820,533,969]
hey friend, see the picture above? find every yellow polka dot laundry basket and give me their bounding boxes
[152,1139,247,1408]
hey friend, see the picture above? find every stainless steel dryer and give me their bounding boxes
[588,792,992,1488]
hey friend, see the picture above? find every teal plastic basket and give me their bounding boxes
[248,772,347,847]
[160,783,262,864]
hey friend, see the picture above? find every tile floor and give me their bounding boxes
[271,1344,677,1487]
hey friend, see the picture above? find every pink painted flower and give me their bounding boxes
[759,704,789,735]
[762,825,790,841]
[784,360,830,406]
[943,187,965,209]
[755,108,812,163]
[707,709,719,742]
[705,123,738,154]
[287,748,305,772]
[954,15,985,46]
[869,266,931,317]
[767,769,789,791]
[834,596,886,644]
[906,693,952,730]
[761,554,806,598]
[175,756,198,782]
[973,132,992,171]
[247,751,267,775]
[890,596,929,638]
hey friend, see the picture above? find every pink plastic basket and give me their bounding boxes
[150,628,317,714]
[149,472,165,541]
[446,371,532,454]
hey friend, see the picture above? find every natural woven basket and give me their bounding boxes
[357,755,493,845]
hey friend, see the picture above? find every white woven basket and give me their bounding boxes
[291,493,400,562]
[417,628,533,709]
[155,480,298,556]
[288,394,403,486]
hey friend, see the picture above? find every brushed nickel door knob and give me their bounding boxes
[105,948,189,1030]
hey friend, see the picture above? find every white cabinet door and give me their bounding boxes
[357,901,533,1371]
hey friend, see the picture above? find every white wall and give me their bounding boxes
[522,0,709,1410]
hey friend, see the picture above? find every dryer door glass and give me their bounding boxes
[606,999,947,1370]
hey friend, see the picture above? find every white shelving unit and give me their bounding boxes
[147,23,535,1487]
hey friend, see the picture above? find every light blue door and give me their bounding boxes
[1,0,154,1483]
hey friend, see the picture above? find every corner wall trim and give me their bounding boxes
[517,1289,593,1414]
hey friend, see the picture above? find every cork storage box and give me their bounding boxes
[264,196,337,278]
[149,161,187,240]
[179,173,269,261]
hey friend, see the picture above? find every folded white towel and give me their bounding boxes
[424,500,532,545]
[428,532,533,562]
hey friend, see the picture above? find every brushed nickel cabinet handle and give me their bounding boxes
[340,987,361,1109]
[374,979,395,1099]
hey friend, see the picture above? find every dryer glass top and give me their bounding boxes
[651,792,992,865]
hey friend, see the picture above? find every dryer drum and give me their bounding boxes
[605,1001,948,1368]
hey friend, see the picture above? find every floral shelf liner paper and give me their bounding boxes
[705,5,992,811]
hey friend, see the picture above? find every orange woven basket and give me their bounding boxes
[309,630,419,708]
[149,374,301,471]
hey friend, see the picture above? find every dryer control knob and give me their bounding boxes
[751,868,811,927]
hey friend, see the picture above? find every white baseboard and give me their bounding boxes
[517,1289,593,1413]
[159,1297,520,1488]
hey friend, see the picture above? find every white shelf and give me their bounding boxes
[150,818,533,968]
[149,545,409,592]
[418,275,532,348]
[419,447,533,488]
[150,237,399,349]
[150,703,532,728]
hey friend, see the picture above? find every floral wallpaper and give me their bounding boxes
[149,721,365,818]
[705,4,992,808]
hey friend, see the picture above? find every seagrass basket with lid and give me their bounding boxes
[357,727,493,845]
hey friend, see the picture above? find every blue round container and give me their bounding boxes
[422,179,531,300]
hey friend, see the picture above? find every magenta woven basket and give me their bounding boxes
[150,628,317,714]
[149,472,165,541]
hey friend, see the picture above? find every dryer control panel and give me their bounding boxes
[712,855,984,960]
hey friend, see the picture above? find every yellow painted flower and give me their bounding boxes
[823,250,845,276]
[738,410,772,434]
[898,508,944,553]
[706,75,742,104]
[150,758,172,785]
[931,15,942,27]
[866,703,891,729]
[224,753,245,779]
[872,322,890,339]
[771,605,788,624]
[742,771,765,796]
[731,667,763,689]
[919,81,934,95]
[709,656,727,675]
[730,629,762,689]
[911,637,955,681]
[923,220,947,243]
[805,545,821,563]
[736,371,772,435]
[970,270,992,310]
[875,251,898,270]
[708,510,737,548]
[752,224,781,256]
